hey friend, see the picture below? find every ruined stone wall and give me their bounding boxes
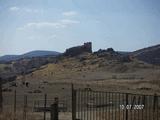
[64,42,92,56]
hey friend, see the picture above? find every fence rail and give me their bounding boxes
[72,89,160,120]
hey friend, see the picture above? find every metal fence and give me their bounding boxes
[72,89,160,120]
[2,91,71,120]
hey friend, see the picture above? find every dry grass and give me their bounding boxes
[1,55,160,120]
[0,111,38,120]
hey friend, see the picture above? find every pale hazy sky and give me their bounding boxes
[0,0,160,56]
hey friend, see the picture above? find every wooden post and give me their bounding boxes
[50,97,59,120]
[0,77,2,113]
[72,84,76,120]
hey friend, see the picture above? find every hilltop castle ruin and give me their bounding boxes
[64,42,92,56]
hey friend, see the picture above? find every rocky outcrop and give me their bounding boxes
[64,42,92,56]
[94,48,132,62]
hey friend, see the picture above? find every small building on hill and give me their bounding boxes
[64,42,92,56]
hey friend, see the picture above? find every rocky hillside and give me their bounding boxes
[1,43,160,84]
[1,44,160,94]
[0,56,59,82]
[20,48,156,83]
[132,44,160,65]
[14,48,160,94]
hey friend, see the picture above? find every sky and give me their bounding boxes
[0,0,160,56]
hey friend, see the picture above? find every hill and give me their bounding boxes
[0,55,20,62]
[0,50,60,62]
[14,50,160,94]
[22,50,60,58]
[132,44,160,65]
[1,43,160,94]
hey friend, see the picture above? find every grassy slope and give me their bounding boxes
[12,54,160,95]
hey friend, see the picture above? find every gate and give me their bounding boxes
[72,88,160,120]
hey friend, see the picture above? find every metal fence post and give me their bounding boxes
[0,77,3,113]
[153,93,157,112]
[23,95,27,120]
[157,96,159,120]
[125,93,128,120]
[14,90,17,120]
[14,90,17,113]
[72,84,76,120]
[44,94,47,120]
[50,97,59,120]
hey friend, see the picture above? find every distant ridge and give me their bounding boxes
[132,44,160,56]
[132,44,160,65]
[1,43,160,65]
[117,51,131,55]
[0,50,61,62]
[22,50,60,57]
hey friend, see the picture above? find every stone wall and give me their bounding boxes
[64,42,92,56]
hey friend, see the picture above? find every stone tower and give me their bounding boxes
[83,42,92,53]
